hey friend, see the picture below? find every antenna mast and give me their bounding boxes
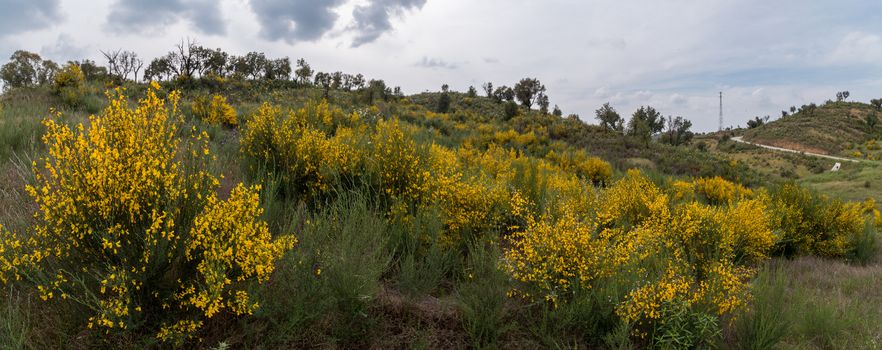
[718,91,723,131]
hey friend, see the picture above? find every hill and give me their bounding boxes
[0,72,879,349]
[742,100,878,156]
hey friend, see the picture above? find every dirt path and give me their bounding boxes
[731,136,860,163]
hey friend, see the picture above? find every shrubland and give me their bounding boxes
[0,51,879,348]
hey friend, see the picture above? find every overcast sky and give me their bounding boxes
[2,0,882,131]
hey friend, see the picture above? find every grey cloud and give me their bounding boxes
[351,0,427,47]
[41,34,90,61]
[106,0,225,35]
[483,57,500,64]
[415,56,457,69]
[0,0,61,36]
[249,0,346,43]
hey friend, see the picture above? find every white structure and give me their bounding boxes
[831,162,841,172]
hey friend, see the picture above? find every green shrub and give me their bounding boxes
[848,220,879,265]
[253,192,391,347]
[734,265,789,350]
[456,243,510,348]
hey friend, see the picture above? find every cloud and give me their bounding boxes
[106,0,225,35]
[350,0,427,47]
[249,0,347,43]
[826,31,882,65]
[670,93,687,106]
[40,34,90,61]
[415,56,457,69]
[0,0,62,36]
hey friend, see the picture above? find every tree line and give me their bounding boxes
[594,102,694,146]
[0,39,402,97]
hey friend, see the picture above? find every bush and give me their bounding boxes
[506,170,773,343]
[253,192,391,347]
[0,84,295,344]
[240,101,364,199]
[456,243,511,348]
[52,63,86,107]
[52,63,84,92]
[770,183,865,258]
[192,94,238,127]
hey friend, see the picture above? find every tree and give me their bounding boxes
[264,58,291,80]
[144,57,173,82]
[101,49,123,80]
[1,50,57,89]
[294,58,313,85]
[552,105,563,117]
[196,47,230,78]
[513,77,546,108]
[871,99,882,110]
[352,74,366,89]
[595,102,623,132]
[330,72,343,89]
[467,85,477,98]
[660,116,694,146]
[75,59,107,81]
[494,85,514,103]
[437,84,451,113]
[537,92,550,114]
[364,79,388,104]
[113,51,144,82]
[800,103,817,116]
[836,91,850,102]
[790,106,797,113]
[482,82,493,97]
[170,39,200,79]
[314,72,332,98]
[746,116,769,129]
[627,106,664,143]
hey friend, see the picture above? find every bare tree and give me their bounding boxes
[101,49,123,80]
[101,50,144,82]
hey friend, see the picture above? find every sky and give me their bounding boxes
[2,0,882,131]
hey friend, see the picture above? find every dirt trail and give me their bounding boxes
[731,136,860,163]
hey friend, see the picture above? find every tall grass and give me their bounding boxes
[251,191,391,347]
[733,264,790,350]
[0,286,31,350]
[848,220,880,265]
[455,242,511,349]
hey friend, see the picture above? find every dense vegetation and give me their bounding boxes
[0,46,880,349]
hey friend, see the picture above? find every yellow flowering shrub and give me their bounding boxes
[0,84,294,343]
[692,176,753,205]
[770,183,865,257]
[241,102,364,197]
[505,169,775,339]
[426,144,506,240]
[370,118,429,203]
[546,149,613,186]
[192,94,238,126]
[596,169,670,229]
[53,63,85,91]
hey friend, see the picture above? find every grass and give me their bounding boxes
[732,256,882,350]
[247,191,392,348]
[799,161,882,203]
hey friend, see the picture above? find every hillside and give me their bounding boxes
[742,101,877,156]
[0,74,879,349]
